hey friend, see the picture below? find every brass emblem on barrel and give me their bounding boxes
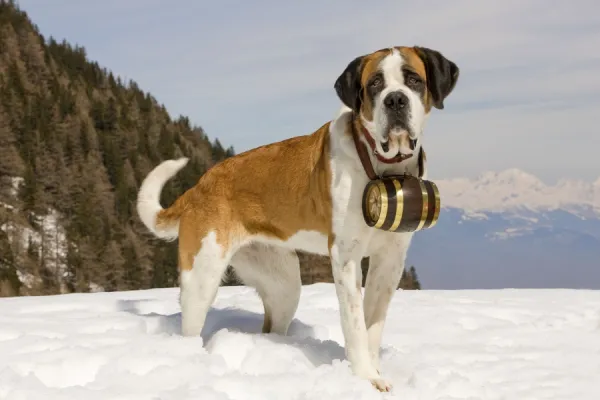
[361,174,441,232]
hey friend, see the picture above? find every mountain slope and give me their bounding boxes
[0,0,235,296]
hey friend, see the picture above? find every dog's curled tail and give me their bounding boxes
[136,157,190,241]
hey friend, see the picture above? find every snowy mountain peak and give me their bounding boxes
[475,169,545,190]
[435,168,600,215]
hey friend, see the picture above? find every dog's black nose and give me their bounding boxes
[383,91,408,111]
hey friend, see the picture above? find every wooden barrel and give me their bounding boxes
[361,174,440,233]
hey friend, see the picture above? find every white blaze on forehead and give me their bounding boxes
[379,48,405,86]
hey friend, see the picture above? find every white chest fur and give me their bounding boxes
[327,108,420,259]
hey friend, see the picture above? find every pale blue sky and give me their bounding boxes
[17,0,600,183]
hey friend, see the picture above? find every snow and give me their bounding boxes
[486,227,533,240]
[1,284,599,399]
[436,168,600,215]
[460,210,489,221]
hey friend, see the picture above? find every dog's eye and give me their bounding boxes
[407,76,421,86]
[370,77,382,88]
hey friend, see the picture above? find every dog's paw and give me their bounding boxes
[370,377,392,392]
[352,359,390,392]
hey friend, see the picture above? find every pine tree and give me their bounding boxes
[0,103,24,180]
[409,266,421,290]
[0,228,21,296]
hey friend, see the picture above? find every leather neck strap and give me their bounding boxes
[351,124,379,180]
[350,122,424,180]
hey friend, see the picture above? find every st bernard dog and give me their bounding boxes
[137,46,459,391]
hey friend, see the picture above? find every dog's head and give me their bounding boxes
[334,46,459,160]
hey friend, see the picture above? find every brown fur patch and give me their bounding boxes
[397,47,433,112]
[158,123,334,271]
[358,49,390,121]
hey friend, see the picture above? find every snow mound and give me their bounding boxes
[0,284,599,399]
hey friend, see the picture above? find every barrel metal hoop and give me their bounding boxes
[429,181,441,228]
[374,180,388,229]
[389,178,404,232]
[415,178,430,231]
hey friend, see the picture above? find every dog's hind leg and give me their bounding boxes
[179,230,232,337]
[230,243,301,335]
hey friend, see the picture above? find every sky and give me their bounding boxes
[16,0,600,184]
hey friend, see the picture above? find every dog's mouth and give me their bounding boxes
[380,135,417,159]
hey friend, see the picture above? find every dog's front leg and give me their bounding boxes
[329,237,392,392]
[363,250,407,373]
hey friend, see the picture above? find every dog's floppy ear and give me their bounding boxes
[414,46,459,110]
[334,55,365,112]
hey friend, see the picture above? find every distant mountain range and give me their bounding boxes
[407,169,600,290]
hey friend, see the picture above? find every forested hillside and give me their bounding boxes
[0,0,420,296]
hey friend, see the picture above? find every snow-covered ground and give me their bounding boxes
[1,284,599,399]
